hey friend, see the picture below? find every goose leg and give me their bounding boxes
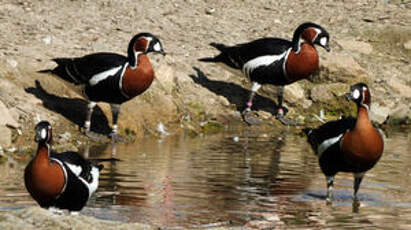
[84,101,105,141]
[276,86,299,126]
[353,173,364,202]
[242,82,262,125]
[84,101,96,132]
[110,104,122,142]
[352,173,364,213]
[326,175,334,205]
[276,86,286,117]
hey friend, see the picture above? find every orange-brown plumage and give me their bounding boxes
[301,28,318,43]
[286,43,319,83]
[24,145,66,204]
[342,107,384,167]
[134,38,149,52]
[122,54,155,98]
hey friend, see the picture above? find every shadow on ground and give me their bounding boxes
[189,67,278,115]
[25,80,112,135]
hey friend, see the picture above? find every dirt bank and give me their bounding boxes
[1,0,410,150]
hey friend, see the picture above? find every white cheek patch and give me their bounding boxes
[41,129,47,139]
[320,37,327,46]
[153,42,161,52]
[352,89,360,99]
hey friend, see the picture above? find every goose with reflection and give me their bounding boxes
[304,83,384,208]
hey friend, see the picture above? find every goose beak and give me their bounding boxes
[324,44,330,52]
[346,92,353,101]
[157,49,166,56]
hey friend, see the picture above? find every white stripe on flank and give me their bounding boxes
[317,134,343,159]
[119,63,130,98]
[89,65,122,86]
[66,163,83,177]
[282,48,292,80]
[76,166,100,198]
[242,52,287,78]
[87,166,100,197]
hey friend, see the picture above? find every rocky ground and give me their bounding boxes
[0,207,241,230]
[0,0,410,228]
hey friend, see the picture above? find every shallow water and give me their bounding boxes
[1,127,410,229]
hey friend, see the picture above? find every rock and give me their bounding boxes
[6,59,18,68]
[388,103,411,124]
[0,207,156,230]
[284,83,304,103]
[217,95,230,107]
[205,7,215,15]
[246,220,277,229]
[256,110,273,119]
[0,100,19,128]
[310,83,348,103]
[0,125,11,147]
[404,40,411,50]
[319,52,369,83]
[58,132,71,144]
[155,65,175,95]
[337,39,373,55]
[156,122,170,136]
[370,103,391,124]
[92,43,108,52]
[42,35,52,45]
[301,99,312,109]
[284,83,312,108]
[386,78,411,98]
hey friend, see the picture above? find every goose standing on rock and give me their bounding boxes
[199,22,330,125]
[39,33,166,141]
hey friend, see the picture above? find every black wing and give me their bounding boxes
[304,117,356,151]
[234,38,292,63]
[199,38,291,69]
[40,52,127,85]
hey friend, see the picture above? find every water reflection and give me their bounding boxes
[91,130,318,227]
[0,128,410,228]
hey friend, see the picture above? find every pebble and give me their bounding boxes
[7,147,17,153]
[157,122,170,136]
[6,59,18,68]
[205,8,215,15]
[42,36,52,45]
[58,132,71,142]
